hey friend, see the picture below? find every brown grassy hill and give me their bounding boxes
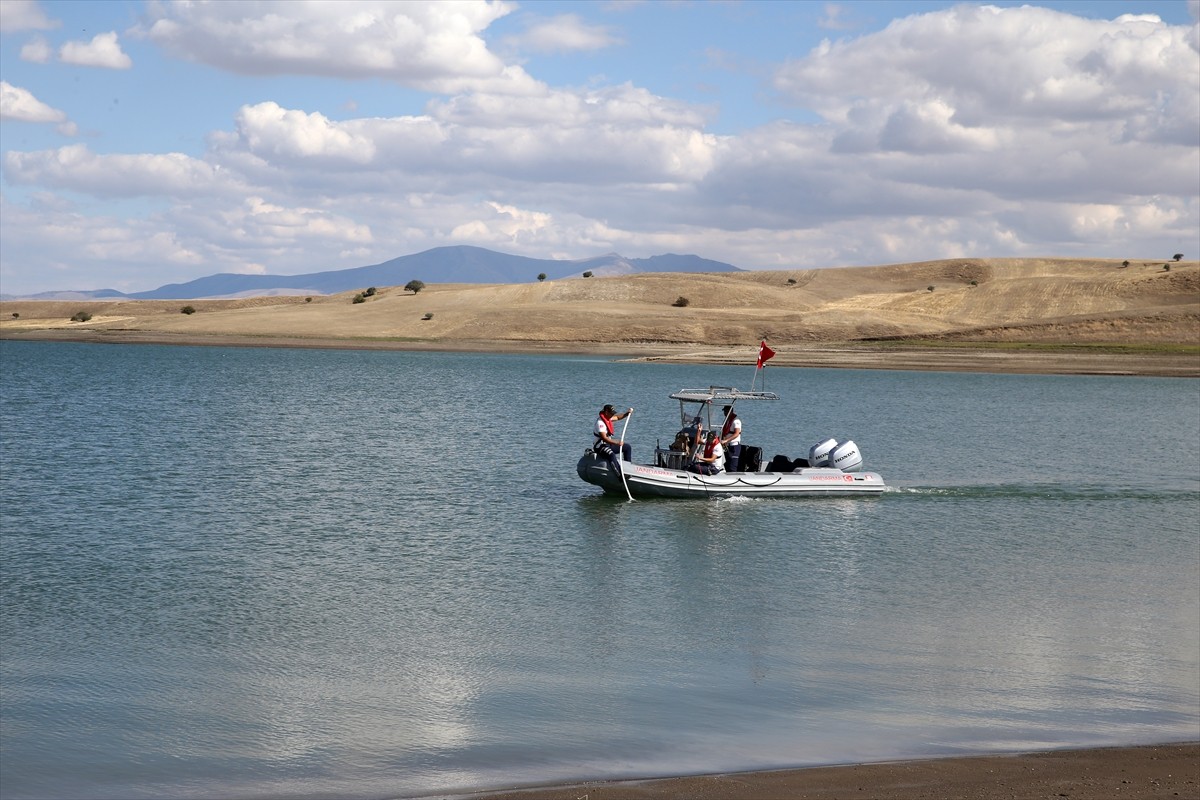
[3,258,1197,353]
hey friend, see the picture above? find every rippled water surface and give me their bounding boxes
[2,341,1197,799]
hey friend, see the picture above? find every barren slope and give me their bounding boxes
[3,258,1197,348]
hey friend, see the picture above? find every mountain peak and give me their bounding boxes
[13,247,743,300]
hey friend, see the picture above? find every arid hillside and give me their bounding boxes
[4,258,1196,349]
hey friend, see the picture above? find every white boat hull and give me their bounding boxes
[577,452,886,499]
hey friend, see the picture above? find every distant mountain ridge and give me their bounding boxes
[9,246,743,300]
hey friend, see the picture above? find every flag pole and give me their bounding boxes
[751,341,775,392]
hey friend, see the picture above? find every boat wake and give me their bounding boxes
[885,483,1196,501]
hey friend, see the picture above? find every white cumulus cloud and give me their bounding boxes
[775,5,1198,144]
[19,36,53,63]
[0,0,58,32]
[4,144,238,197]
[59,31,133,69]
[137,0,539,94]
[0,81,66,124]
[233,103,379,165]
[506,13,623,54]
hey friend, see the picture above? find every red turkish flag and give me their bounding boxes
[756,341,776,369]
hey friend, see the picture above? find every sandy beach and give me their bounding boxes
[3,258,1197,377]
[460,743,1199,800]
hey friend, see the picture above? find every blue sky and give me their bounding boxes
[1,0,1197,295]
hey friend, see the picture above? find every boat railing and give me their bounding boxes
[655,447,692,471]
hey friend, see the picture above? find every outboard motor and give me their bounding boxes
[808,438,838,468]
[829,440,863,472]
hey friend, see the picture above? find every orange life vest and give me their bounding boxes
[596,413,614,442]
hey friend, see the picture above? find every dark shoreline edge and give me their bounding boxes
[3,329,1198,377]
[446,742,1200,800]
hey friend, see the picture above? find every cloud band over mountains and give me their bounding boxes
[1,0,1197,295]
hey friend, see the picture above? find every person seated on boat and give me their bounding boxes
[689,431,724,475]
[593,404,633,471]
[719,405,742,473]
[669,431,691,452]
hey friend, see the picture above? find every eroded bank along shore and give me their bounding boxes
[2,328,1197,377]
[460,742,1199,800]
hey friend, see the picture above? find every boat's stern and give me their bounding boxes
[576,450,628,495]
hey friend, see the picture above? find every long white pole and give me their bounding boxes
[618,408,634,501]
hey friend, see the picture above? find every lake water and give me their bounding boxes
[1,340,1197,800]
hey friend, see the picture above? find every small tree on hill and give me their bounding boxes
[70,311,92,322]
[582,271,593,278]
[672,296,690,307]
[180,305,196,315]
[365,286,377,297]
[405,279,425,293]
[537,273,547,282]
[1173,253,1184,262]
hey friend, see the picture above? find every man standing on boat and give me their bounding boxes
[594,404,633,472]
[720,405,742,473]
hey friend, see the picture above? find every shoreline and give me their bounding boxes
[457,743,1199,800]
[3,329,1198,377]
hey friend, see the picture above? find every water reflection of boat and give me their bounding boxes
[577,385,886,499]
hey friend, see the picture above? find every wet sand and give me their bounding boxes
[458,743,1199,800]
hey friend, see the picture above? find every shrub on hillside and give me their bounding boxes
[181,305,196,315]
[70,311,92,322]
[352,293,366,304]
[672,296,690,307]
[405,280,425,293]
